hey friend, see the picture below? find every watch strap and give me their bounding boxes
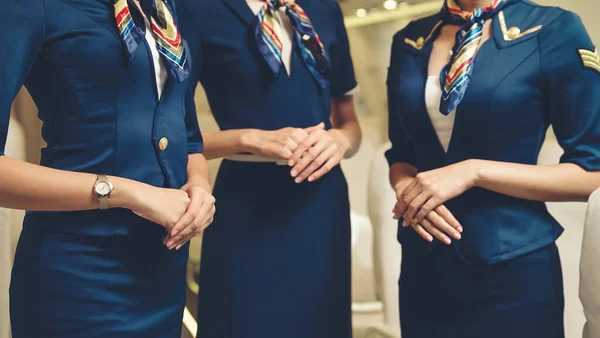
[96,174,111,210]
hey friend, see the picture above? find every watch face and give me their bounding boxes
[96,181,111,196]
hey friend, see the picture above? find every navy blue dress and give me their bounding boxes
[177,0,357,337]
[387,1,600,337]
[3,1,203,337]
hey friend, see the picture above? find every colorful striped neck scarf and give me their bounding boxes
[253,0,330,89]
[439,0,516,115]
[114,0,188,82]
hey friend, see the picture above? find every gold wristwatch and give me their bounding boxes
[94,174,114,210]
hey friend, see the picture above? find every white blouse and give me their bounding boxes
[425,76,456,153]
[143,18,168,99]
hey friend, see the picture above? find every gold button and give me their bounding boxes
[416,37,425,48]
[158,137,169,151]
[507,26,521,40]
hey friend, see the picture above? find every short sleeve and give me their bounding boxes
[0,0,45,156]
[540,11,600,171]
[176,0,204,91]
[184,82,204,154]
[329,2,358,99]
[176,1,204,154]
[385,30,418,168]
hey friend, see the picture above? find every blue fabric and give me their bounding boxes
[399,243,564,338]
[1,0,203,335]
[177,0,356,336]
[197,162,351,338]
[386,0,600,263]
[10,220,189,338]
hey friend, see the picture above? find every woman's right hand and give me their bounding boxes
[242,124,325,162]
[393,179,463,245]
[130,184,191,232]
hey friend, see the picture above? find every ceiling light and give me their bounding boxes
[383,0,398,10]
[356,8,367,18]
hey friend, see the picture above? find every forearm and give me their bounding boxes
[200,129,255,160]
[185,153,211,191]
[331,96,361,158]
[473,159,600,202]
[0,155,140,211]
[389,162,417,192]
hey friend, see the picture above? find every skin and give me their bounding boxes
[201,96,361,183]
[0,1,215,251]
[0,154,215,250]
[389,0,600,245]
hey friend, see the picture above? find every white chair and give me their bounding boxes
[580,188,600,338]
[365,143,401,338]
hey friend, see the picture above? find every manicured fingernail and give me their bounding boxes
[295,177,302,183]
[458,227,464,232]
[176,245,182,250]
[289,160,295,166]
[427,236,433,242]
[308,176,314,182]
[444,238,452,245]
[454,232,461,240]
[291,170,298,177]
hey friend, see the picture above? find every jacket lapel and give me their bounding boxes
[222,0,256,26]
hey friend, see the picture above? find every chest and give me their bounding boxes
[198,1,336,85]
[428,21,493,76]
[390,17,548,157]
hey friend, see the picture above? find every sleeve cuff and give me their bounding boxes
[343,85,361,97]
[187,143,204,155]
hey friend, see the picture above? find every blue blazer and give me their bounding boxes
[0,0,203,236]
[176,0,357,132]
[387,0,600,264]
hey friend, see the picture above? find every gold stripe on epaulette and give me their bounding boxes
[498,11,542,42]
[579,48,600,73]
[404,20,443,50]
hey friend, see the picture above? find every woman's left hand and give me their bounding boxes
[165,183,216,250]
[288,126,350,183]
[393,159,481,224]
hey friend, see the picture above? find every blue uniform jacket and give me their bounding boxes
[387,0,600,263]
[0,0,203,236]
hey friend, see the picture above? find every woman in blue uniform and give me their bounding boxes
[2,0,215,337]
[387,0,600,337]
[177,0,361,337]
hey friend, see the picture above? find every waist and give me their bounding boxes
[23,209,161,237]
[224,154,289,165]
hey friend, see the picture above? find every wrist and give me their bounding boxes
[328,129,351,154]
[467,159,486,188]
[240,129,261,154]
[108,177,146,210]
[184,176,211,192]
[393,176,414,195]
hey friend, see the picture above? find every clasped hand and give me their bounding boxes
[393,160,480,244]
[132,183,216,250]
[248,123,349,183]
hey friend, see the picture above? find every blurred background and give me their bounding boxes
[1,0,599,337]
